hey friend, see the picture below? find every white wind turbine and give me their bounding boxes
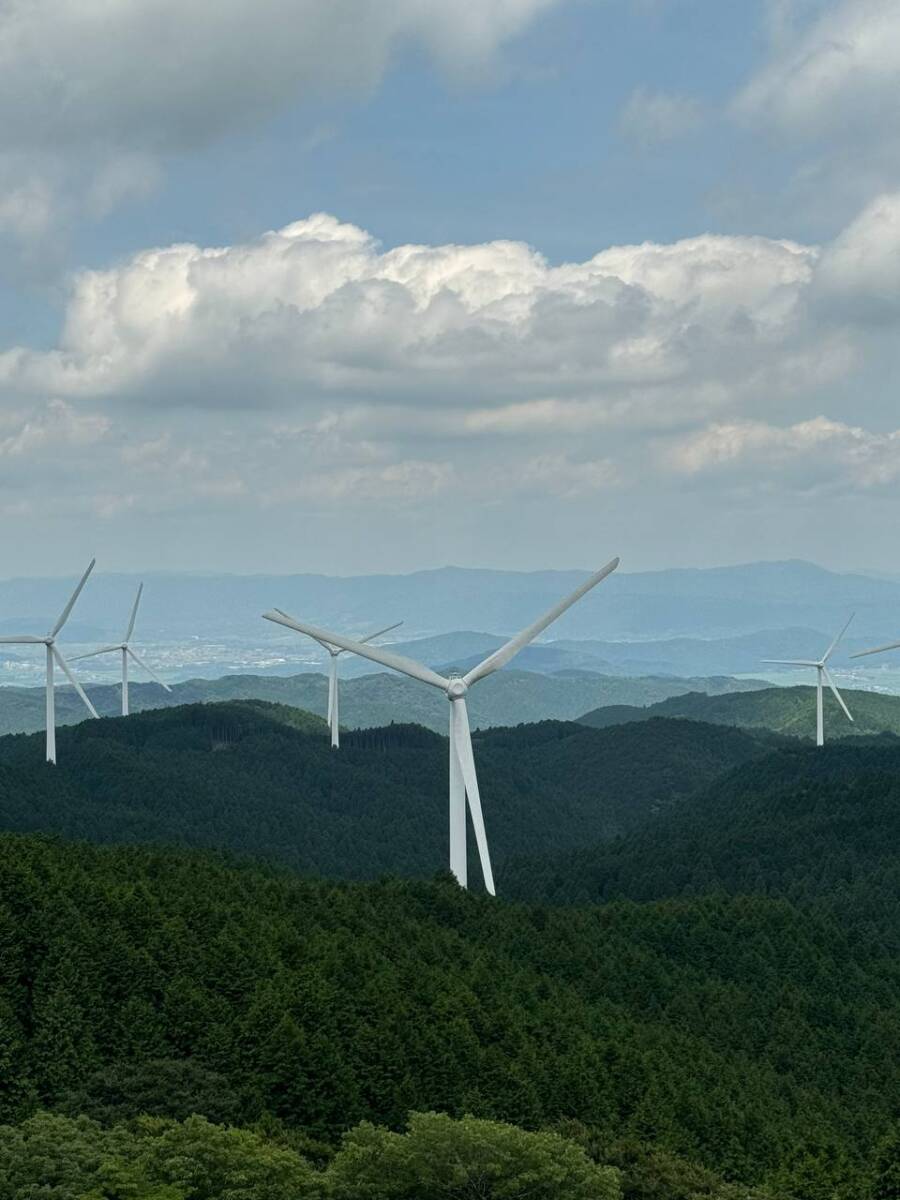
[276,620,403,749]
[762,614,855,746]
[71,583,172,716]
[263,557,619,894]
[0,560,99,763]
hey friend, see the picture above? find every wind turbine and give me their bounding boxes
[263,557,619,893]
[271,619,403,748]
[762,614,855,746]
[71,583,172,716]
[0,560,99,763]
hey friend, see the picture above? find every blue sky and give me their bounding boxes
[0,0,899,575]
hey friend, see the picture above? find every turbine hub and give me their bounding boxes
[447,677,468,700]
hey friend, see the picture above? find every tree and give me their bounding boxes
[135,1114,322,1200]
[326,1110,622,1200]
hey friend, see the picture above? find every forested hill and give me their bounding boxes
[0,703,767,882]
[0,833,897,1198]
[501,737,900,931]
[0,668,766,736]
[578,684,900,739]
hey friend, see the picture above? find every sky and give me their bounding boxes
[1,0,899,577]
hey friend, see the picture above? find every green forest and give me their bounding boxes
[0,833,897,1198]
[0,703,770,879]
[0,701,897,1196]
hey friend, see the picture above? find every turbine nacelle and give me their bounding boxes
[447,677,468,701]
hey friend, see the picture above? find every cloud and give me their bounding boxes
[815,191,900,320]
[0,196,898,548]
[0,0,561,267]
[0,400,109,459]
[736,0,900,135]
[0,0,559,156]
[618,88,704,147]
[0,213,825,427]
[666,416,900,492]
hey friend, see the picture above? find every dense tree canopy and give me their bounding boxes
[0,704,767,882]
[0,832,895,1197]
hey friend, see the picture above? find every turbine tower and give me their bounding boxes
[264,557,619,893]
[0,560,99,763]
[762,614,855,746]
[71,583,172,716]
[273,620,402,748]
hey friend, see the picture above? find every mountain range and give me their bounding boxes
[0,668,769,737]
[4,558,900,643]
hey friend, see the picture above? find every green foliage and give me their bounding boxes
[502,737,900,936]
[0,1110,615,1200]
[0,833,895,1192]
[327,1111,621,1199]
[58,1059,243,1125]
[0,705,766,882]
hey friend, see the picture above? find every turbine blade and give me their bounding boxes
[761,659,819,666]
[823,612,855,663]
[124,582,143,642]
[263,610,449,690]
[0,636,45,643]
[51,647,99,718]
[822,666,853,722]
[127,649,172,691]
[451,698,495,896]
[360,620,403,645]
[850,639,900,660]
[463,557,619,687]
[50,559,96,637]
[69,645,121,661]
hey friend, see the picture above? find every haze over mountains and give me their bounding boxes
[2,557,899,647]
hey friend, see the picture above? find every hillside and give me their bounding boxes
[501,738,900,933]
[579,684,900,740]
[0,703,767,882]
[0,832,896,1196]
[0,668,769,737]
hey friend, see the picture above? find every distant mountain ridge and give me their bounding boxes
[0,668,769,737]
[3,558,900,642]
[578,685,900,740]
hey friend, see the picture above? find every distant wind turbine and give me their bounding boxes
[263,557,619,894]
[762,614,855,746]
[270,618,402,748]
[71,583,172,716]
[0,560,99,763]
